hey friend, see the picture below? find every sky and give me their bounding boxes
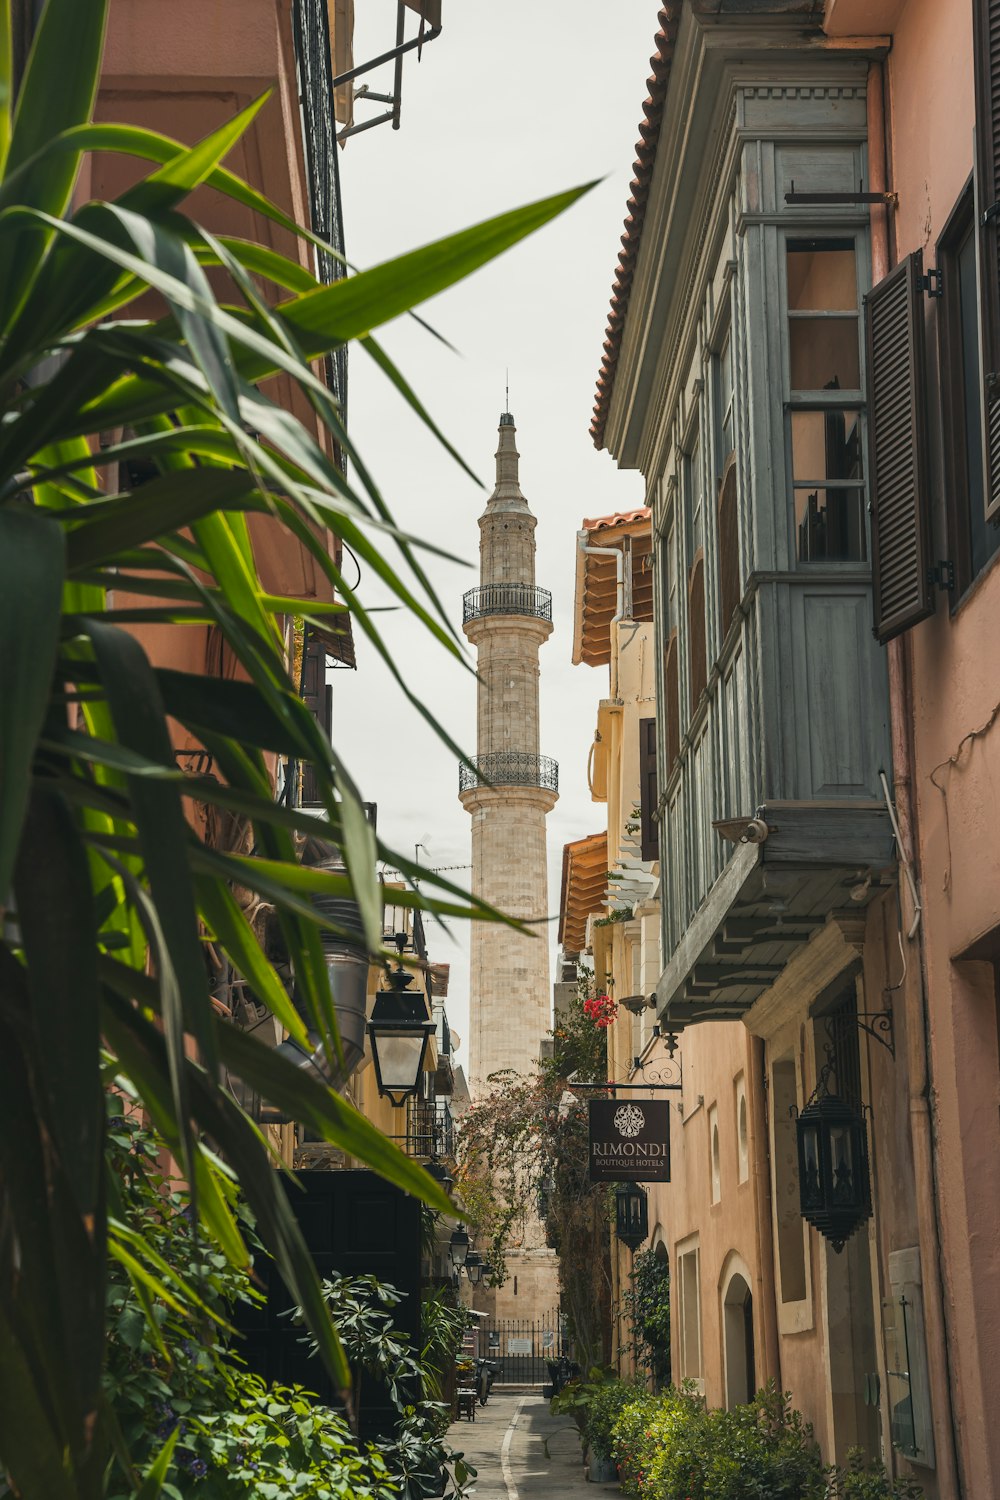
[334,1,656,1068]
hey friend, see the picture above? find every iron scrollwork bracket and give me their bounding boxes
[856,1010,895,1059]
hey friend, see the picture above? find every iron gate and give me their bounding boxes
[481,1311,570,1385]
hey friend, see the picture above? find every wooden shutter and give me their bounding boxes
[974,0,1000,522]
[864,252,934,643]
[639,716,659,862]
[300,632,332,806]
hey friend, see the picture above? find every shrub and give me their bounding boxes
[583,1378,647,1461]
[610,1385,702,1499]
[827,1449,925,1500]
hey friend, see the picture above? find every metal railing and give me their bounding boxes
[463,584,552,624]
[459,752,559,794]
[399,1100,455,1160]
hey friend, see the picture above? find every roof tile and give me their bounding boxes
[591,2,681,450]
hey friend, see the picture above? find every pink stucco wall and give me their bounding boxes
[883,2,1000,1493]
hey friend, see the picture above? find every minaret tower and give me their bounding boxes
[459,412,558,1092]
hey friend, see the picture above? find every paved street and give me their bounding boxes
[452,1390,598,1500]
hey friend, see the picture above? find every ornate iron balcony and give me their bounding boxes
[459,752,559,794]
[463,584,553,624]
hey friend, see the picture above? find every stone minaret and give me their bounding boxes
[459,412,558,1093]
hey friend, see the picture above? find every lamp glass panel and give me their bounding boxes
[830,1124,855,1204]
[374,1032,426,1091]
[800,1122,822,1209]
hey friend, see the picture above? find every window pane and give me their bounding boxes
[789,318,860,390]
[791,409,863,484]
[795,488,867,562]
[787,244,858,311]
[958,227,1000,579]
[793,409,866,561]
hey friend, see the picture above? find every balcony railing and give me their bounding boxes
[398,1100,455,1161]
[459,752,559,794]
[463,584,552,624]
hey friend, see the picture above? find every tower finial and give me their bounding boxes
[506,367,509,413]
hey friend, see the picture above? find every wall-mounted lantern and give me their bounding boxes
[465,1251,484,1286]
[796,1058,872,1253]
[614,1182,649,1251]
[367,966,434,1107]
[449,1226,470,1269]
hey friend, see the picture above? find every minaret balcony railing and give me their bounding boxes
[459,752,559,794]
[462,584,553,624]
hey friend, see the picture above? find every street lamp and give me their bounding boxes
[465,1251,484,1286]
[614,1182,649,1251]
[449,1226,470,1269]
[796,1056,872,1253]
[367,967,434,1107]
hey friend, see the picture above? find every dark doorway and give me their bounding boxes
[234,1170,422,1439]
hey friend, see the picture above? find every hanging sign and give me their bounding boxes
[588,1098,671,1183]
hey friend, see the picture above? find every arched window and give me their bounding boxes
[687,554,707,712]
[717,454,740,634]
[664,630,680,773]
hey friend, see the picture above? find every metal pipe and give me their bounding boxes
[331,20,441,89]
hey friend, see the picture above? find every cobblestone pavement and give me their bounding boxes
[451,1389,602,1500]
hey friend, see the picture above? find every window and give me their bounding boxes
[786,238,866,563]
[675,1239,703,1384]
[660,516,681,774]
[771,1056,807,1304]
[709,1103,721,1204]
[715,330,735,475]
[939,179,1000,594]
[684,433,709,712]
[638,716,659,861]
[735,1073,749,1184]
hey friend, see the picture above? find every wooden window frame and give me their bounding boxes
[638,716,659,862]
[937,176,994,599]
[973,0,1000,523]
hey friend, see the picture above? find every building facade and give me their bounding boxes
[590,2,1000,1494]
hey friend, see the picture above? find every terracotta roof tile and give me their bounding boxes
[591,2,681,451]
[581,506,652,533]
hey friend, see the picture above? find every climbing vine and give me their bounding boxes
[620,1248,670,1386]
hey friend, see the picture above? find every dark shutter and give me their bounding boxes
[300,632,332,806]
[864,252,934,643]
[974,0,1000,523]
[639,716,659,862]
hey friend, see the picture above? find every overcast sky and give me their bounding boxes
[335,2,655,1067]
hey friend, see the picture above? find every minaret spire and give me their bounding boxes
[491,410,528,511]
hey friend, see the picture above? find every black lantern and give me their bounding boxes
[449,1226,470,1269]
[465,1251,484,1286]
[614,1182,649,1251]
[796,1058,872,1253]
[367,967,434,1107]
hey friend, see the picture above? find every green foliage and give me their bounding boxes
[0,0,592,1492]
[307,1274,476,1500]
[621,1249,670,1386]
[607,1382,924,1500]
[582,1378,647,1461]
[550,1367,620,1434]
[421,1289,471,1403]
[827,1449,925,1500]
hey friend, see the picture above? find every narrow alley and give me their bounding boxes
[456,1392,596,1500]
